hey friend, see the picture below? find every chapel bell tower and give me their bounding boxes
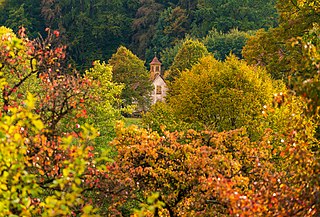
[150,55,162,80]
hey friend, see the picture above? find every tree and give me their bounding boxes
[243,0,319,83]
[168,55,277,132]
[40,0,137,70]
[242,0,320,130]
[191,0,278,37]
[0,92,102,216]
[163,54,316,141]
[108,46,153,111]
[0,0,280,71]
[223,94,319,217]
[158,36,192,71]
[0,0,44,38]
[218,2,320,215]
[0,26,40,112]
[203,28,251,60]
[165,39,208,81]
[151,6,189,56]
[84,60,124,148]
[0,26,104,215]
[5,4,32,33]
[142,101,192,134]
[108,123,253,216]
[293,25,320,120]
[108,113,318,216]
[131,0,165,58]
[0,26,143,216]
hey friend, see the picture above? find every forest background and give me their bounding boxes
[0,0,278,70]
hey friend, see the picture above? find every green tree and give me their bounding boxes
[203,28,251,60]
[84,61,124,148]
[159,36,192,71]
[44,0,136,70]
[108,46,153,111]
[5,4,32,32]
[131,0,165,58]
[89,0,135,67]
[165,39,208,81]
[142,101,192,134]
[191,0,278,37]
[0,0,44,38]
[151,6,189,55]
[178,0,198,12]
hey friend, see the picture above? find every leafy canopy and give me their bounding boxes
[165,39,208,81]
[168,55,282,135]
[108,46,152,112]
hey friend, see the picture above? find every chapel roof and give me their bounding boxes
[150,56,161,65]
[152,73,166,83]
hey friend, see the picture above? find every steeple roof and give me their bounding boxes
[150,56,161,65]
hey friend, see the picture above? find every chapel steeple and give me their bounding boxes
[150,55,162,80]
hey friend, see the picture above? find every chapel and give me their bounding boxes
[150,56,167,104]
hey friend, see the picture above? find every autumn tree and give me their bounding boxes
[108,111,318,216]
[108,123,253,216]
[145,55,314,142]
[0,92,103,216]
[0,26,107,215]
[108,80,319,216]
[242,0,320,118]
[223,95,319,216]
[0,26,139,216]
[225,2,319,215]
[108,46,153,112]
[167,55,280,135]
[0,26,40,112]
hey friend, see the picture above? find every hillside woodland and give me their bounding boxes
[0,0,318,216]
[0,0,278,69]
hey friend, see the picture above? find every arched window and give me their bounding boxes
[156,85,162,94]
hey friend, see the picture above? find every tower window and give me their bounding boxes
[156,66,160,72]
